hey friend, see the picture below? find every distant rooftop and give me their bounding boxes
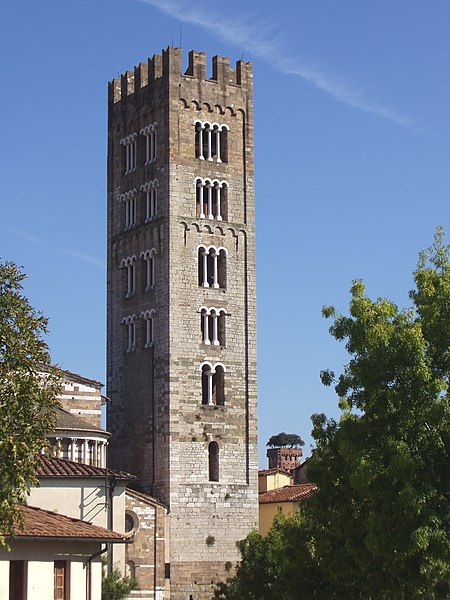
[259,483,318,504]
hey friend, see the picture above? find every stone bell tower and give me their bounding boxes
[106,47,258,599]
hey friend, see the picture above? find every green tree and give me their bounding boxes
[102,566,138,600]
[267,432,305,448]
[0,261,60,543]
[219,230,450,599]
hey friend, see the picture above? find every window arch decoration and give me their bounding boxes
[120,189,137,230]
[122,314,137,352]
[120,255,137,296]
[140,309,156,348]
[140,248,157,290]
[194,120,229,163]
[197,245,228,289]
[199,306,227,346]
[200,361,226,406]
[208,441,220,482]
[120,133,137,174]
[140,122,157,164]
[140,179,158,222]
[195,178,228,221]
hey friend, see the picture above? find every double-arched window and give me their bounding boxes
[140,179,158,222]
[194,120,228,163]
[120,133,137,174]
[140,249,156,290]
[120,189,137,230]
[140,309,155,347]
[140,123,157,165]
[120,256,137,296]
[122,314,137,352]
[195,178,228,221]
[200,307,226,346]
[201,362,225,406]
[198,245,227,289]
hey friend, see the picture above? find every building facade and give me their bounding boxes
[106,47,258,599]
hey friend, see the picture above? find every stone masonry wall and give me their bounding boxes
[107,48,258,600]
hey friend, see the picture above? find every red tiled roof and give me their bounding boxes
[126,487,168,509]
[7,505,128,541]
[37,455,136,480]
[259,483,318,504]
[258,468,292,477]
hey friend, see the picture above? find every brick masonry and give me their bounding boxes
[107,48,258,599]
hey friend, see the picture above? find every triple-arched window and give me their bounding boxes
[198,245,227,289]
[201,362,225,406]
[194,121,228,163]
[195,178,228,221]
[200,307,226,346]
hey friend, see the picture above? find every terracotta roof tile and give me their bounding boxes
[7,505,128,541]
[259,483,318,504]
[37,455,136,480]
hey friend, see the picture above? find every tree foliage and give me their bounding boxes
[0,261,60,543]
[267,432,305,448]
[102,566,138,600]
[219,230,450,599]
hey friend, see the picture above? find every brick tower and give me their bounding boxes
[106,48,258,599]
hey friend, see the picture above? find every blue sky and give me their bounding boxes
[1,0,449,466]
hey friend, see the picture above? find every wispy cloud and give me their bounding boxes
[1,225,104,268]
[137,0,413,127]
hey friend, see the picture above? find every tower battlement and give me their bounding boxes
[108,47,252,104]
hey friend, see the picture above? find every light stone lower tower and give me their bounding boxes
[106,47,258,600]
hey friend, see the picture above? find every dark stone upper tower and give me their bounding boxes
[107,48,258,599]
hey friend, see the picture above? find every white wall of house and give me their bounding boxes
[0,540,103,600]
[29,477,127,571]
[0,561,9,598]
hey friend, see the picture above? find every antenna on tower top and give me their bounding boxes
[240,52,245,61]
[179,26,182,48]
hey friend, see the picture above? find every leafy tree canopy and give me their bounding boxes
[0,261,60,544]
[219,229,450,599]
[267,432,305,448]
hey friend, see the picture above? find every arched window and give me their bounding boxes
[200,307,226,346]
[140,179,158,222]
[200,362,226,405]
[140,309,155,347]
[120,189,137,230]
[195,121,228,163]
[120,133,137,174]
[140,249,156,290]
[120,256,137,296]
[208,442,219,482]
[122,315,137,352]
[140,123,157,165]
[198,246,227,289]
[195,179,228,221]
